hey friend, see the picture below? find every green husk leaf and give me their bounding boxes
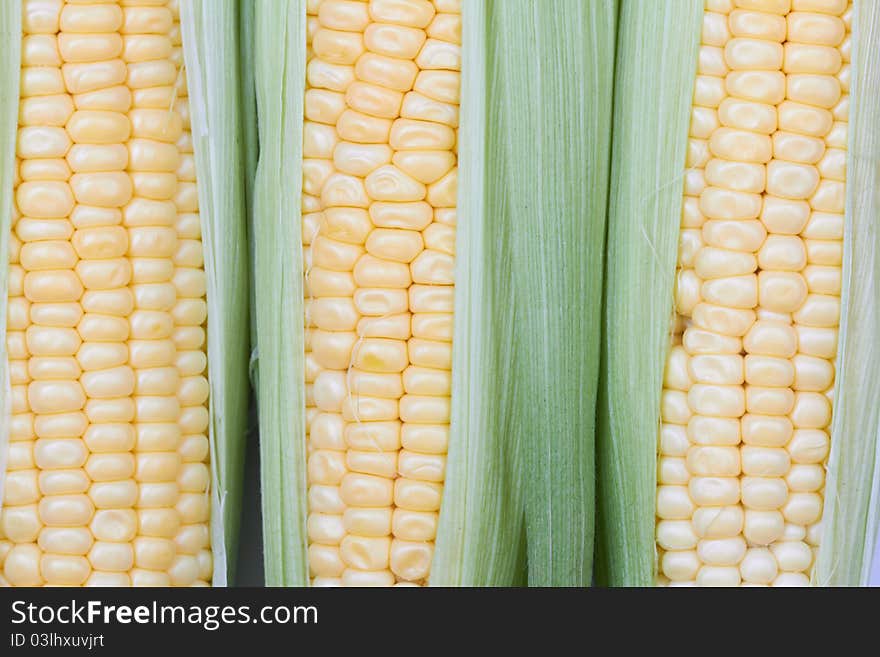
[814,1,880,587]
[430,0,525,586]
[0,0,20,514]
[252,0,309,586]
[436,0,615,586]
[180,0,251,584]
[596,0,702,587]
[512,0,615,587]
[239,0,260,356]
[503,0,615,587]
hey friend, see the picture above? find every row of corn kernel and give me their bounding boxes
[731,0,844,586]
[711,0,801,585]
[382,0,460,586]
[301,0,319,583]
[653,0,733,582]
[168,0,212,587]
[302,0,348,587]
[120,0,184,587]
[62,0,138,587]
[789,0,851,572]
[0,101,30,585]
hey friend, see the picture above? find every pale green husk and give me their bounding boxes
[253,0,611,587]
[597,0,703,587]
[432,0,617,586]
[252,0,309,586]
[599,0,880,587]
[430,0,529,586]
[814,1,880,587]
[0,1,20,518]
[515,0,614,586]
[171,0,251,584]
[238,0,260,352]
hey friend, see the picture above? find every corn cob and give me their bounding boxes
[253,0,613,586]
[300,0,460,588]
[0,0,248,587]
[600,0,880,587]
